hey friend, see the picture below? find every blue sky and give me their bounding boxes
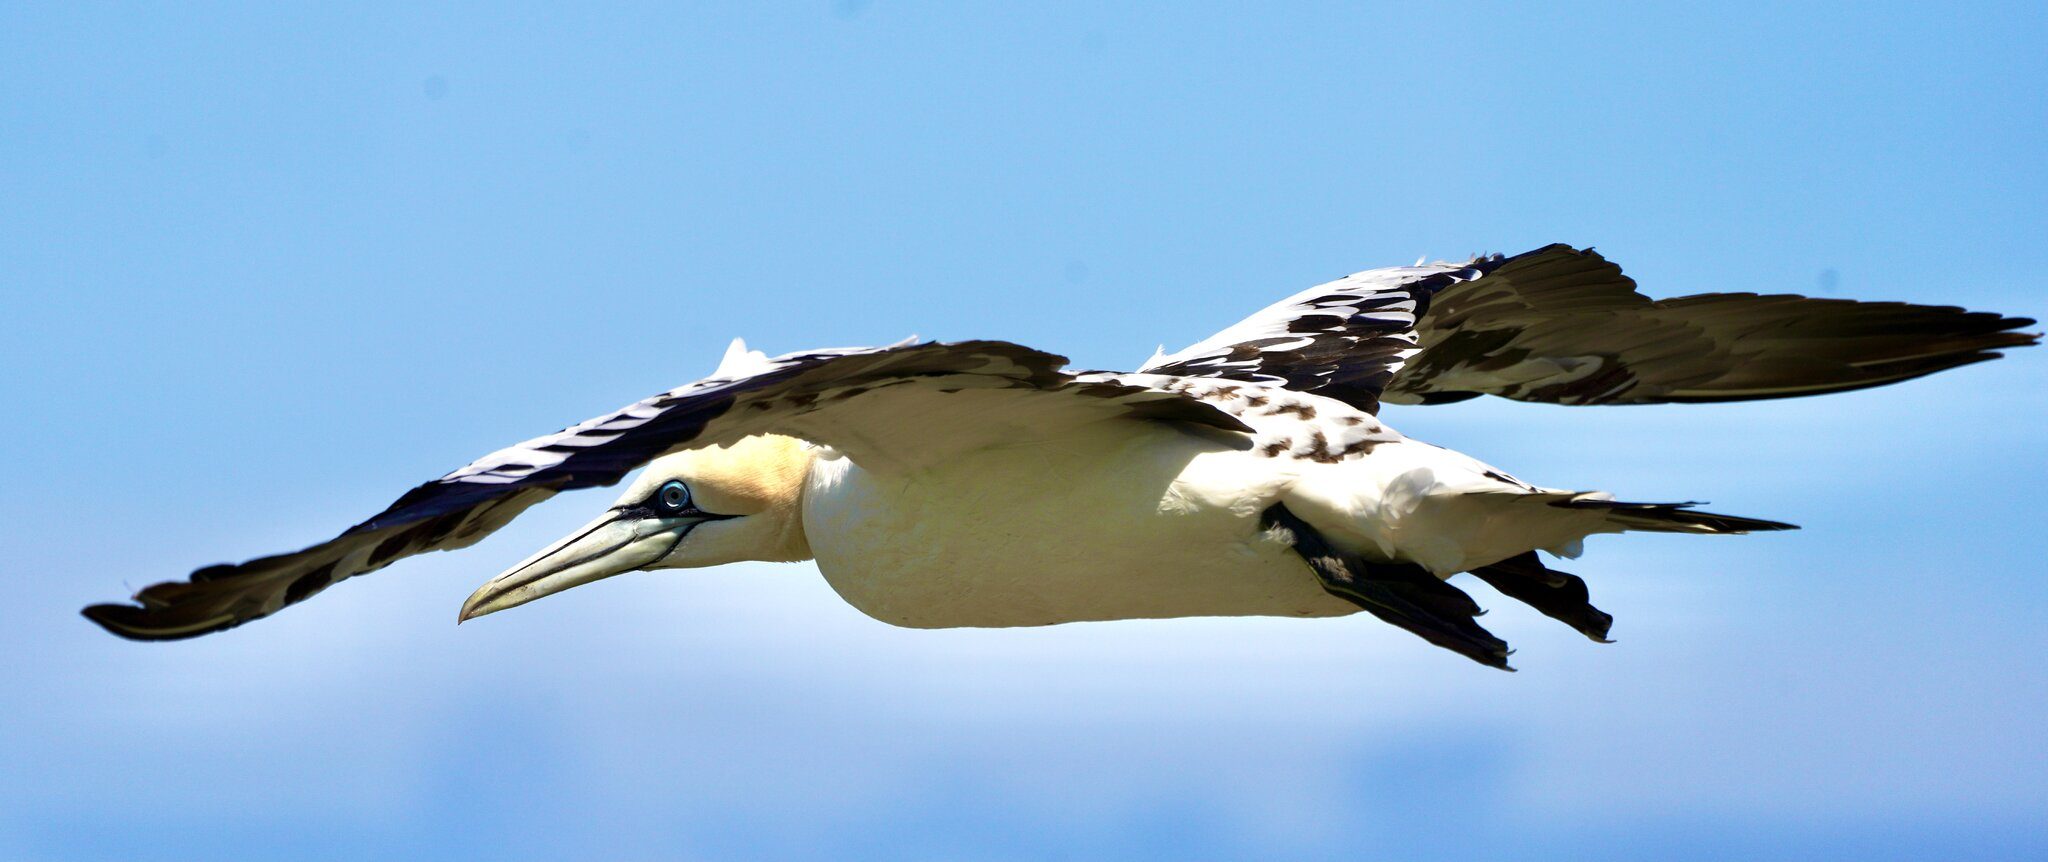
[3,2,2044,859]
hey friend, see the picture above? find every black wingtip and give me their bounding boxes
[80,603,158,641]
[79,604,123,634]
[80,601,241,642]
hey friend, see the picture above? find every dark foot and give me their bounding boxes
[1263,504,1514,671]
[1466,552,1614,643]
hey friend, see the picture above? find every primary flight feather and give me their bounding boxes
[83,245,2036,668]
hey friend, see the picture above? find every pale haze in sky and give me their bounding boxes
[3,3,2044,860]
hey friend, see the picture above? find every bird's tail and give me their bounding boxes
[1551,495,1798,534]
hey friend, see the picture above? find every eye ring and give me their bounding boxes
[656,480,691,513]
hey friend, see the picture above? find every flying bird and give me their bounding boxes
[83,245,2037,668]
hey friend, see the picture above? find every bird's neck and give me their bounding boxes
[760,446,817,563]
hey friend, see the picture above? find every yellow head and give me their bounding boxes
[458,434,814,621]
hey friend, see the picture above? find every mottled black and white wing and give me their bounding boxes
[1146,244,2037,412]
[83,340,1249,640]
[1141,259,1485,413]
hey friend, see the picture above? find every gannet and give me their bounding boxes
[83,245,2037,668]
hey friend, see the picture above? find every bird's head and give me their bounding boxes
[458,434,814,622]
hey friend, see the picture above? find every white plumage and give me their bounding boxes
[83,245,2037,668]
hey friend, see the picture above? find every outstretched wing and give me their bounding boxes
[84,340,1248,640]
[1140,257,1484,413]
[1145,244,2038,412]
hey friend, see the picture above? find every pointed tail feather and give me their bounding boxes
[1552,496,1798,534]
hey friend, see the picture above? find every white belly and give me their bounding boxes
[800,423,1363,628]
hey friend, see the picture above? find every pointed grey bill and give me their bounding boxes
[459,510,692,622]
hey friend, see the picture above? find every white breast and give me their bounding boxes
[799,421,1363,628]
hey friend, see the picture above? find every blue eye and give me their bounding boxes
[656,480,691,512]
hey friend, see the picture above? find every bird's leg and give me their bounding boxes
[1465,551,1614,643]
[1262,503,1514,671]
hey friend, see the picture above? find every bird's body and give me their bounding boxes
[803,392,1351,628]
[748,375,1749,630]
[82,244,2038,668]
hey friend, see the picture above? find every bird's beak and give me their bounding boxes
[459,510,692,622]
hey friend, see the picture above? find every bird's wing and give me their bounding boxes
[1140,257,1481,413]
[1145,244,2038,411]
[84,340,1248,640]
